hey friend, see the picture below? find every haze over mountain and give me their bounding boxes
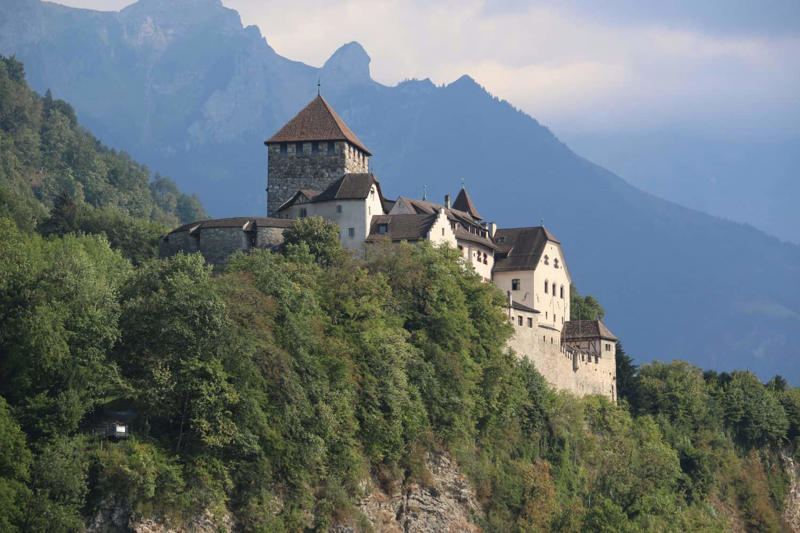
[2,0,799,381]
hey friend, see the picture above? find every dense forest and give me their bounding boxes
[2,55,800,532]
[0,56,205,262]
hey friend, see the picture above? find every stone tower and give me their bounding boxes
[264,95,371,216]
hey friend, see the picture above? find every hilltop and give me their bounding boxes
[1,0,799,381]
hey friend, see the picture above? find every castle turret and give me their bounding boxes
[265,95,371,216]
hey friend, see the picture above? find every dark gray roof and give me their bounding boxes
[393,197,488,237]
[277,173,384,212]
[454,226,497,250]
[315,173,381,202]
[510,301,539,313]
[563,320,618,341]
[452,187,482,220]
[168,217,293,235]
[365,214,437,242]
[265,95,371,154]
[493,226,560,272]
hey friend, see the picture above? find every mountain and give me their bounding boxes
[567,130,800,245]
[2,0,799,381]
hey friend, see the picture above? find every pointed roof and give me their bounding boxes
[452,187,481,220]
[265,95,371,155]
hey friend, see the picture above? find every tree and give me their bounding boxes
[570,285,605,321]
[615,342,638,403]
[282,216,343,266]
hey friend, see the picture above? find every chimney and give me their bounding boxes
[444,194,451,209]
[488,222,497,238]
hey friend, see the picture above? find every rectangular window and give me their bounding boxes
[442,227,445,236]
[527,317,533,328]
[336,204,342,213]
[312,141,319,154]
[512,279,520,291]
[295,142,303,154]
[299,207,307,218]
[327,141,335,154]
[377,223,388,234]
[348,227,355,238]
[280,143,287,156]
[518,316,523,326]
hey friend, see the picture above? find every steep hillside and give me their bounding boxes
[2,212,799,531]
[1,0,799,380]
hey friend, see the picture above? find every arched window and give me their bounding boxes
[544,280,549,293]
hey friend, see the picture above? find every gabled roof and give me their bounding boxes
[315,173,382,202]
[562,320,618,341]
[393,197,482,228]
[276,173,385,212]
[492,226,561,272]
[265,95,371,155]
[452,187,482,220]
[365,214,438,243]
[167,217,293,235]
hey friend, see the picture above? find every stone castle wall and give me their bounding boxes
[507,310,616,400]
[159,226,286,266]
[267,141,368,216]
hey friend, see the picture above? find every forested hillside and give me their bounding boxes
[0,55,205,261]
[2,54,800,532]
[3,0,799,380]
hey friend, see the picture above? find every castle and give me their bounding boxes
[160,95,618,401]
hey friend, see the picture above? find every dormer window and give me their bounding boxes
[498,236,505,243]
[377,223,388,234]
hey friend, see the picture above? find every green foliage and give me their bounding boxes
[0,396,32,532]
[0,192,797,530]
[0,54,205,238]
[282,216,344,266]
[570,285,605,321]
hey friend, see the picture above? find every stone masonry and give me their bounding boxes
[266,141,368,216]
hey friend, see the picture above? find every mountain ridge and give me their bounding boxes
[2,0,798,380]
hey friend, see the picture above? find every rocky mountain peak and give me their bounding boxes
[320,41,372,89]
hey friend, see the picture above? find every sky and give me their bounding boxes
[56,0,800,143]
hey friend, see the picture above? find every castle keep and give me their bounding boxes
[160,95,618,401]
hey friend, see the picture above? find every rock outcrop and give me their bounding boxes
[783,451,800,532]
[344,451,483,533]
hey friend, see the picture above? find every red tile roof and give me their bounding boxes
[265,95,371,155]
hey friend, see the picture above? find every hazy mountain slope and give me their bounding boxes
[568,131,800,244]
[2,0,799,380]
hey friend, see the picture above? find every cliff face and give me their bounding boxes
[87,452,482,532]
[783,452,800,532]
[346,452,483,533]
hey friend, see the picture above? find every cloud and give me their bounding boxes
[55,0,800,138]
